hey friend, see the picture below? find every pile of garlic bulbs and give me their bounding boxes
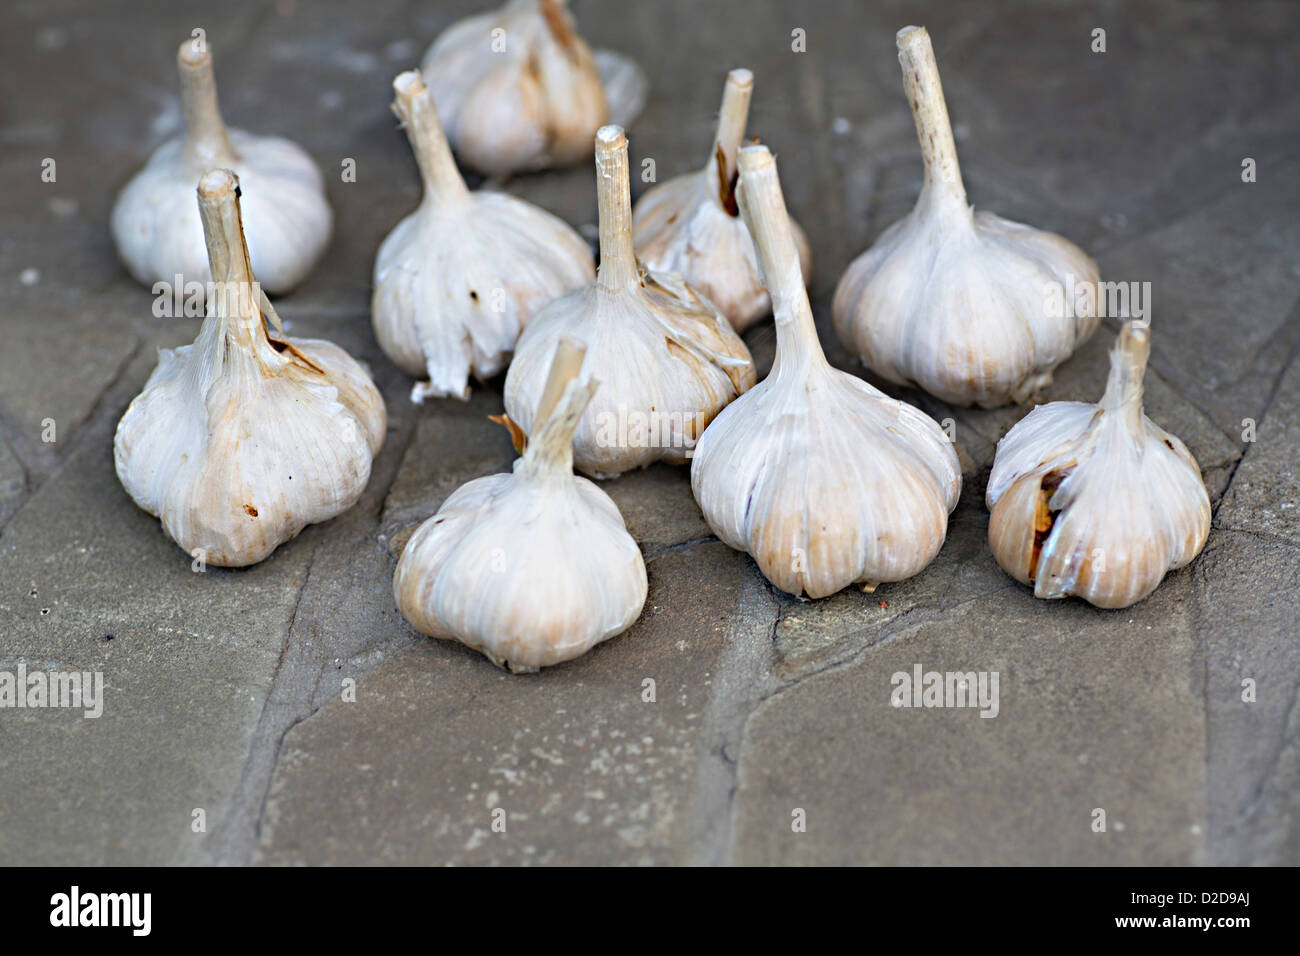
[101,14,1218,680]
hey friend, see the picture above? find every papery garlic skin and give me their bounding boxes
[111,39,331,295]
[504,126,756,477]
[395,339,647,673]
[986,322,1211,609]
[632,69,812,332]
[693,146,960,599]
[373,71,593,403]
[115,169,384,568]
[832,26,1100,409]
[420,0,610,176]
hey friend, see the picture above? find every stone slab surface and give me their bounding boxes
[0,0,1295,865]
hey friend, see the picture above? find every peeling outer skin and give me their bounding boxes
[634,166,813,333]
[986,402,1212,609]
[503,270,757,477]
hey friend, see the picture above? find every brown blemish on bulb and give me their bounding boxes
[1028,465,1072,583]
[244,504,259,517]
[714,145,740,216]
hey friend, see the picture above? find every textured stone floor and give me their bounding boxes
[1,0,1296,865]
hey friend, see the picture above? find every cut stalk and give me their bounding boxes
[393,71,470,205]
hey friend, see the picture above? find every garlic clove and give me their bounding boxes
[503,126,757,478]
[832,26,1101,408]
[394,336,647,672]
[115,169,385,568]
[372,70,594,404]
[110,38,332,295]
[420,0,641,176]
[691,145,961,599]
[986,321,1211,608]
[632,68,812,332]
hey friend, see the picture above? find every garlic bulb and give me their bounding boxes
[420,0,631,176]
[692,146,961,599]
[373,71,593,403]
[832,26,1100,409]
[503,126,756,477]
[986,321,1210,608]
[395,337,647,672]
[111,38,332,295]
[632,68,812,332]
[115,169,385,568]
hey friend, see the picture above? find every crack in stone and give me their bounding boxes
[1212,321,1300,519]
[208,393,420,865]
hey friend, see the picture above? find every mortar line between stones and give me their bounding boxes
[0,335,145,541]
[1212,315,1300,519]
[212,404,421,864]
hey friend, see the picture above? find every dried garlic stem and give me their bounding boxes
[897,26,965,206]
[710,68,753,210]
[533,335,587,426]
[595,125,638,290]
[178,38,236,165]
[736,146,822,371]
[196,168,260,344]
[1100,322,1150,430]
[393,71,469,204]
[520,336,595,477]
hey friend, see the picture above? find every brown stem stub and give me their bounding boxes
[714,145,739,216]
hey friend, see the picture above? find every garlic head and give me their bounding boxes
[632,68,812,332]
[373,71,593,404]
[692,146,961,599]
[986,321,1210,608]
[115,169,385,568]
[111,38,332,295]
[504,126,756,477]
[395,337,647,672]
[420,0,613,176]
[832,26,1100,408]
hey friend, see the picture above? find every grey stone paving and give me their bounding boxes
[0,0,1296,865]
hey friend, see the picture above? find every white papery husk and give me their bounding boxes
[111,40,331,294]
[420,0,644,176]
[631,69,812,332]
[374,70,593,403]
[115,170,383,568]
[985,323,1211,608]
[832,26,1100,408]
[503,125,755,477]
[505,269,756,476]
[394,374,647,673]
[692,145,961,599]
